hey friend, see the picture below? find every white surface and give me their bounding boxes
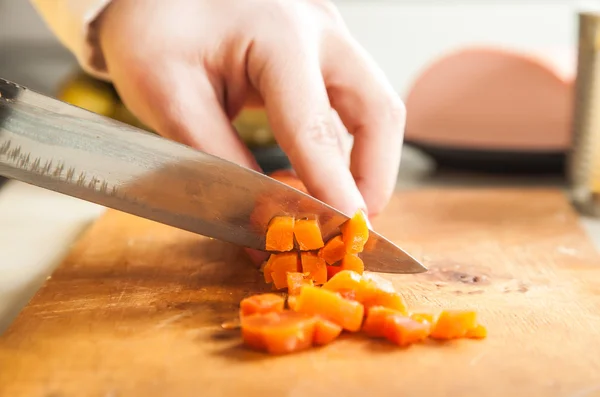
[0,181,104,333]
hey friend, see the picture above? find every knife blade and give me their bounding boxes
[0,78,426,274]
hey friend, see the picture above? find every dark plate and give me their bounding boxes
[405,140,567,175]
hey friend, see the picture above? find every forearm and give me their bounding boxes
[29,0,113,80]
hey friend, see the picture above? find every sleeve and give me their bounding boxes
[29,0,114,81]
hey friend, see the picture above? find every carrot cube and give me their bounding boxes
[293,285,364,332]
[363,306,430,347]
[294,219,324,250]
[319,235,345,264]
[240,293,285,317]
[286,272,313,296]
[300,252,327,285]
[340,210,369,254]
[265,252,300,290]
[466,324,487,339]
[430,310,479,340]
[410,313,436,325]
[265,216,295,252]
[241,310,317,354]
[340,254,365,274]
[313,318,343,346]
[326,265,343,280]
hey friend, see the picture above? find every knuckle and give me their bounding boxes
[302,115,341,148]
[379,96,407,132]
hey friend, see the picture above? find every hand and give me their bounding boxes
[98,0,405,218]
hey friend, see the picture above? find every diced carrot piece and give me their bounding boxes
[323,270,407,314]
[266,252,300,290]
[326,265,343,280]
[319,235,345,264]
[265,216,295,252]
[286,272,313,296]
[293,285,364,332]
[313,318,343,346]
[430,310,478,340]
[466,324,487,339]
[340,210,369,254]
[336,288,358,301]
[240,293,285,317]
[300,252,327,285]
[410,313,436,325]
[241,310,317,354]
[340,254,365,274]
[363,306,430,347]
[269,170,309,194]
[294,219,325,250]
[322,269,363,293]
[287,296,298,311]
[361,290,408,315]
[361,272,396,293]
[262,260,273,283]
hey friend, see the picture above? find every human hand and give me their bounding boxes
[98,0,405,218]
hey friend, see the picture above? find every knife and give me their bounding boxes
[0,78,425,274]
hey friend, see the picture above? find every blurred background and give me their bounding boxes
[0,0,584,180]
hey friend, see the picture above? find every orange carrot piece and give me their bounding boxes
[466,324,488,339]
[265,216,295,252]
[241,310,317,354]
[323,270,407,314]
[322,269,363,293]
[300,252,327,285]
[269,169,309,194]
[319,235,345,265]
[430,310,479,340]
[313,318,343,346]
[294,219,325,250]
[340,210,369,254]
[363,306,430,346]
[262,260,273,284]
[286,272,313,296]
[266,252,300,290]
[410,313,436,325]
[287,296,298,311]
[326,265,343,280]
[340,254,365,274]
[240,293,285,317]
[293,285,364,332]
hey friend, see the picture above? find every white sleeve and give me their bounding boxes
[29,0,113,81]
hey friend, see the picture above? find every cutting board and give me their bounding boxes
[1,188,600,397]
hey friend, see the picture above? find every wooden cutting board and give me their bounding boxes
[1,188,600,397]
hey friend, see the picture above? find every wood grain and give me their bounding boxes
[1,188,600,397]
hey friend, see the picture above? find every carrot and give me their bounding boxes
[340,210,369,254]
[410,313,436,325]
[430,310,479,340]
[466,324,488,339]
[300,252,327,285]
[265,216,295,252]
[269,169,309,194]
[294,219,325,250]
[240,293,285,317]
[293,285,364,332]
[326,265,343,280]
[319,235,345,265]
[323,270,407,314]
[313,318,343,346]
[240,310,317,354]
[265,252,300,289]
[287,272,313,296]
[322,269,363,293]
[340,254,365,274]
[363,306,430,347]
